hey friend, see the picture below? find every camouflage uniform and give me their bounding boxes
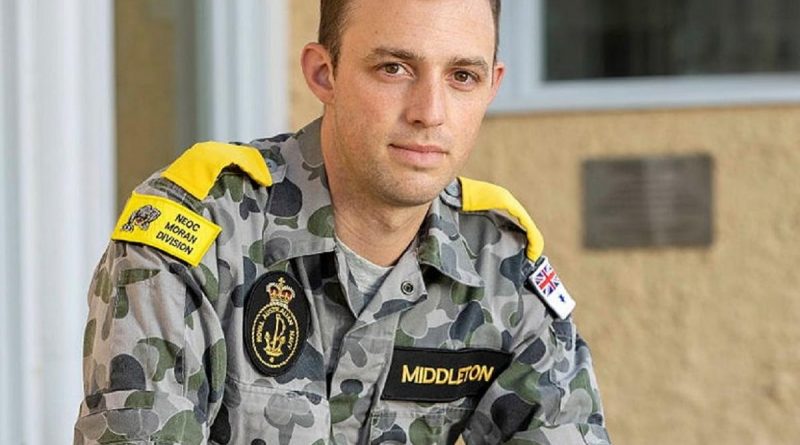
[74,119,611,445]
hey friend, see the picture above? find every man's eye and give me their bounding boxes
[453,71,476,84]
[382,63,404,75]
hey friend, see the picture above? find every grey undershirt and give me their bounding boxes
[335,237,393,316]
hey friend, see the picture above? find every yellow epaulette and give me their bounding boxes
[459,176,544,261]
[161,141,273,200]
[111,142,273,267]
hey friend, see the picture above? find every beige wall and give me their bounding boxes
[115,0,182,211]
[291,3,800,444]
[290,0,324,130]
[471,108,800,445]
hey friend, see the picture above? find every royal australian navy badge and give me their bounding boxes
[244,271,309,376]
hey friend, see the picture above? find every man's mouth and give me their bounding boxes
[390,143,446,154]
[388,143,448,168]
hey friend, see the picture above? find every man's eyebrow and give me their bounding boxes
[365,46,424,63]
[448,56,490,77]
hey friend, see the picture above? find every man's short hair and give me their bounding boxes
[318,0,502,68]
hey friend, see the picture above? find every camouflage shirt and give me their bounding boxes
[74,120,611,445]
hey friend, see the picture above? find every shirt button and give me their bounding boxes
[401,281,415,295]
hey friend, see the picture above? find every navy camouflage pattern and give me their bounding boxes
[74,119,611,444]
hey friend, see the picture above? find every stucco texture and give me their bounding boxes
[291,3,800,444]
[115,0,181,212]
[470,108,800,445]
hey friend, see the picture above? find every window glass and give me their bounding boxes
[545,0,800,80]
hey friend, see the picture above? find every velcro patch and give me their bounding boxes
[381,347,511,402]
[528,256,576,319]
[112,193,221,267]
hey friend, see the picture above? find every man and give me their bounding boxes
[74,0,611,444]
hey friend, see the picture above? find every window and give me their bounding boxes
[491,0,800,112]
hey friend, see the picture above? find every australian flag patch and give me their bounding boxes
[528,256,576,319]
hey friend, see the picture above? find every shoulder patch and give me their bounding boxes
[162,141,273,200]
[111,193,221,267]
[459,176,544,261]
[528,256,576,319]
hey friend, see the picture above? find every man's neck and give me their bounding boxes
[319,115,433,266]
[330,193,428,267]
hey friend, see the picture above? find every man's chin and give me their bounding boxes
[379,179,450,208]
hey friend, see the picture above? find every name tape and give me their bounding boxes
[382,347,511,402]
[111,193,221,267]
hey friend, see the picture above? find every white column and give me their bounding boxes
[195,0,289,142]
[0,1,22,443]
[0,0,115,443]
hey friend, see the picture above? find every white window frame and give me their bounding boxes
[490,1,800,113]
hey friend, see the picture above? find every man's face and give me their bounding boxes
[322,0,504,208]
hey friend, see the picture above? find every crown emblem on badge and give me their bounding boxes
[267,277,295,307]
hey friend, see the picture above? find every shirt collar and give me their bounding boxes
[259,119,484,288]
[261,119,336,266]
[416,189,485,288]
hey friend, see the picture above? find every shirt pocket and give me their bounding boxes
[368,397,476,444]
[75,389,202,444]
[212,378,330,445]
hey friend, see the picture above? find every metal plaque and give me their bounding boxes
[583,154,713,249]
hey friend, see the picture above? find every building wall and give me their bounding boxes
[115,0,181,211]
[470,108,800,445]
[289,4,800,445]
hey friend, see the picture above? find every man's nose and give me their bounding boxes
[404,75,446,128]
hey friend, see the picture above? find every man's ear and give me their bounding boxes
[301,43,336,105]
[488,61,506,102]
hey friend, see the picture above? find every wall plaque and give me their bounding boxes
[583,154,713,248]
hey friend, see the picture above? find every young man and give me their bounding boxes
[74,0,611,444]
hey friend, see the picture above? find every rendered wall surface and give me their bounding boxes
[291,3,800,444]
[115,0,180,211]
[469,108,800,444]
[290,0,324,130]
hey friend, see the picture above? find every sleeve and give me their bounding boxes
[73,240,226,445]
[462,283,612,444]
